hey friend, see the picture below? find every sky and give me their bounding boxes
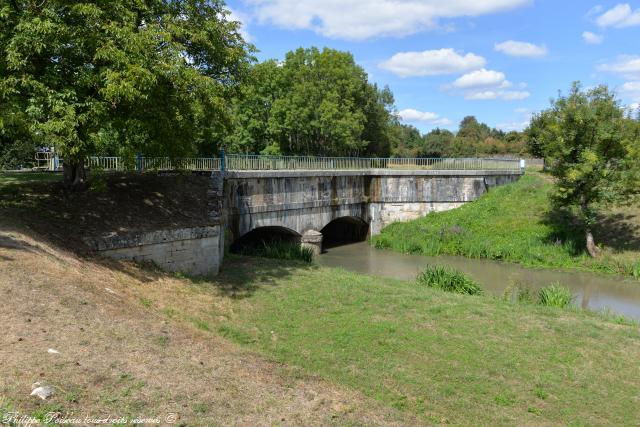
[225,0,640,133]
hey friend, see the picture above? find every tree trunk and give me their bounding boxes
[63,161,87,191]
[585,228,601,258]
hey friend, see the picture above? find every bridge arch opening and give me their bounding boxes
[230,226,301,254]
[321,216,369,250]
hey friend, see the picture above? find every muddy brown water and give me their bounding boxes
[318,241,640,321]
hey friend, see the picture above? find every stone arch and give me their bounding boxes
[320,216,370,248]
[229,225,301,253]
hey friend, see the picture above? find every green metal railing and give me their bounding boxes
[84,155,522,172]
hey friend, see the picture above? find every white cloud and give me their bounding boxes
[496,120,530,131]
[379,48,486,77]
[465,90,530,101]
[446,69,526,101]
[621,81,640,93]
[629,102,640,110]
[494,40,548,58]
[497,107,532,131]
[582,31,603,44]
[228,8,252,41]
[452,69,509,89]
[620,81,640,104]
[596,3,640,28]
[398,109,452,126]
[598,55,640,79]
[248,0,531,40]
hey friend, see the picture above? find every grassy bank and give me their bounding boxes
[373,173,640,277]
[2,228,640,424]
[171,256,640,425]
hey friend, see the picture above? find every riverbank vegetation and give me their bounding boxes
[234,240,315,263]
[2,230,639,425]
[373,173,640,277]
[416,266,483,295]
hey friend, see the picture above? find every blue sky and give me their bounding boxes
[226,1,640,132]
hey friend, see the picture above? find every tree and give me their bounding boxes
[532,83,640,257]
[525,111,554,158]
[1,0,252,188]
[421,128,455,157]
[226,47,395,156]
[224,60,282,154]
[389,123,422,157]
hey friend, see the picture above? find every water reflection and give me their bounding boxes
[319,241,640,320]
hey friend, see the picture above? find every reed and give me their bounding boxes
[416,266,483,295]
[538,283,574,308]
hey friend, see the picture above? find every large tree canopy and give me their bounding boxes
[225,47,396,157]
[0,0,252,187]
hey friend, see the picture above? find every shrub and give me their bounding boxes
[237,240,314,263]
[416,266,483,295]
[538,283,573,308]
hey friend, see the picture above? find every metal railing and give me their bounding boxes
[224,155,521,171]
[140,157,221,171]
[86,156,220,172]
[87,156,123,170]
[82,155,521,172]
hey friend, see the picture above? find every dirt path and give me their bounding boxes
[0,231,415,426]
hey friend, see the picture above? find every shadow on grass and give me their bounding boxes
[542,204,640,254]
[211,255,317,299]
[595,211,640,251]
[541,208,587,256]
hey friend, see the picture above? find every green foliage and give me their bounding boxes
[416,266,483,295]
[504,281,575,309]
[373,173,640,277]
[0,0,253,177]
[538,284,574,308]
[526,83,640,252]
[225,47,395,156]
[236,240,315,262]
[390,116,527,158]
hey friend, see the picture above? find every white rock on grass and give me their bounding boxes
[47,348,60,354]
[30,382,55,400]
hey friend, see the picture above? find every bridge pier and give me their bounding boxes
[300,230,323,256]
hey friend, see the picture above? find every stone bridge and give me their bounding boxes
[221,169,522,254]
[91,167,522,276]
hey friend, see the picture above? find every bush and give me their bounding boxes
[237,240,314,263]
[538,283,573,308]
[416,266,483,295]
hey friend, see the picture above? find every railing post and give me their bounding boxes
[220,148,225,172]
[136,153,143,173]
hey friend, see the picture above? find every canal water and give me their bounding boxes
[318,241,640,321]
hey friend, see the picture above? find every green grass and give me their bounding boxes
[235,240,315,262]
[538,284,574,308]
[416,265,483,295]
[372,173,640,278]
[171,257,640,425]
[0,172,61,189]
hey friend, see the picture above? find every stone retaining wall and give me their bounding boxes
[85,226,222,276]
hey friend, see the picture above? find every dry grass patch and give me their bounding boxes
[0,231,416,426]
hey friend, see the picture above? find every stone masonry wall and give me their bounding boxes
[85,226,222,276]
